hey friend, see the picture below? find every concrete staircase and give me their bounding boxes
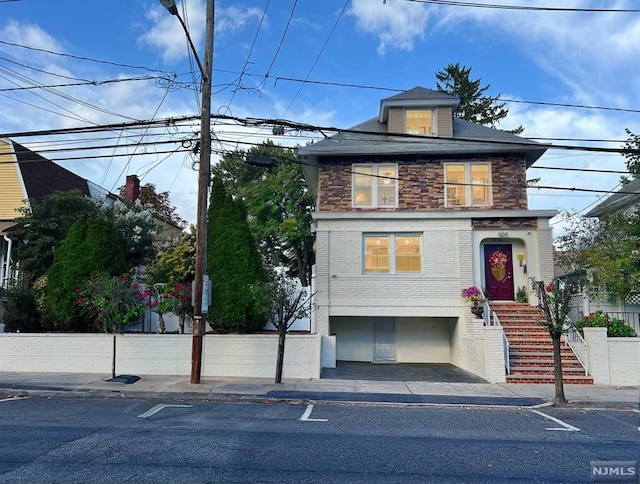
[493,303,593,384]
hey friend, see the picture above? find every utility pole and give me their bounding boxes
[191,0,215,384]
[159,0,215,384]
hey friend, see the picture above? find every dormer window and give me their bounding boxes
[406,109,434,136]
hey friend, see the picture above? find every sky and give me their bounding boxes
[0,0,638,234]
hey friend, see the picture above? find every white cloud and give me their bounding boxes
[434,0,640,107]
[348,0,431,55]
[139,1,264,63]
[216,6,265,37]
[0,20,66,59]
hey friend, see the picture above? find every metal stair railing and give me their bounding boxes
[564,327,589,376]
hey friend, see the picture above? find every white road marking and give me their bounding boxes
[300,404,328,422]
[137,403,192,418]
[531,409,580,431]
[0,397,30,403]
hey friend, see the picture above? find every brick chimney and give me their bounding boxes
[124,175,140,203]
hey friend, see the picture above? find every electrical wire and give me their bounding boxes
[0,40,174,75]
[269,75,640,115]
[279,0,350,119]
[264,0,298,79]
[400,0,640,13]
[225,0,271,113]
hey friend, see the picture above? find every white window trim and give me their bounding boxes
[352,163,399,208]
[363,233,422,275]
[444,161,493,207]
[404,107,437,136]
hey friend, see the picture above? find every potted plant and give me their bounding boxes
[461,286,486,317]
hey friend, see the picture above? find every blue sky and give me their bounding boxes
[0,0,638,231]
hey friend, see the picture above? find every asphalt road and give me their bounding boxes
[0,396,638,483]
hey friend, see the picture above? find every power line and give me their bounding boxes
[0,65,139,122]
[264,0,298,78]
[0,76,192,93]
[279,0,350,118]
[225,0,271,113]
[0,40,173,75]
[401,0,640,13]
[269,75,640,115]
[2,112,638,157]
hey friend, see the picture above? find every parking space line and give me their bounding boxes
[0,397,30,403]
[138,403,192,418]
[300,404,328,422]
[531,409,580,431]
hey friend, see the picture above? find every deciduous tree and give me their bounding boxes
[212,142,315,287]
[557,209,640,304]
[531,276,579,406]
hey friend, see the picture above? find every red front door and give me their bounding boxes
[484,244,514,301]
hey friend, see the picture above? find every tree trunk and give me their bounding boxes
[551,332,567,406]
[275,324,286,384]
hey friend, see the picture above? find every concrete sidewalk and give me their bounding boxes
[0,371,637,409]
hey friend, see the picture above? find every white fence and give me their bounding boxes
[0,333,322,379]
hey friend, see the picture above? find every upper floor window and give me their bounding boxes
[364,234,422,274]
[444,162,491,207]
[405,109,434,136]
[353,164,397,208]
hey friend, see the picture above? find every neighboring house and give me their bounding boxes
[0,138,96,287]
[300,87,557,381]
[0,138,182,289]
[566,178,640,332]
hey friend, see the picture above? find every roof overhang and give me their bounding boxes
[0,221,17,237]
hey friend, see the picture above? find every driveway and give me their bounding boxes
[320,361,487,383]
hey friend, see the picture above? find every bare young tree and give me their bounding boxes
[263,275,314,384]
[531,276,579,406]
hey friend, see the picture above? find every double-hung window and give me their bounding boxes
[353,164,397,208]
[364,234,422,274]
[405,108,434,136]
[444,162,491,207]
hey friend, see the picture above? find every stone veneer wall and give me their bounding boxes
[471,218,538,230]
[318,155,528,212]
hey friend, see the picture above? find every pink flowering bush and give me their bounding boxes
[153,282,193,333]
[75,272,146,333]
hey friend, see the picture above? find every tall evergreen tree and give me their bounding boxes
[622,128,640,182]
[436,62,523,134]
[207,176,268,333]
[45,217,127,331]
[212,141,315,287]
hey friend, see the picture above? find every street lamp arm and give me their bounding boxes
[175,13,207,81]
[159,0,207,81]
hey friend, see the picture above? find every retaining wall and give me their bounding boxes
[0,333,322,379]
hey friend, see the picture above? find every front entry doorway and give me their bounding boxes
[373,317,396,363]
[484,244,514,301]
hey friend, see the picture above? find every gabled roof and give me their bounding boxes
[300,115,546,166]
[13,141,90,201]
[379,87,459,123]
[585,177,640,217]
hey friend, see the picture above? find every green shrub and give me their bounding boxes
[0,282,42,332]
[576,310,637,337]
[45,217,127,331]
